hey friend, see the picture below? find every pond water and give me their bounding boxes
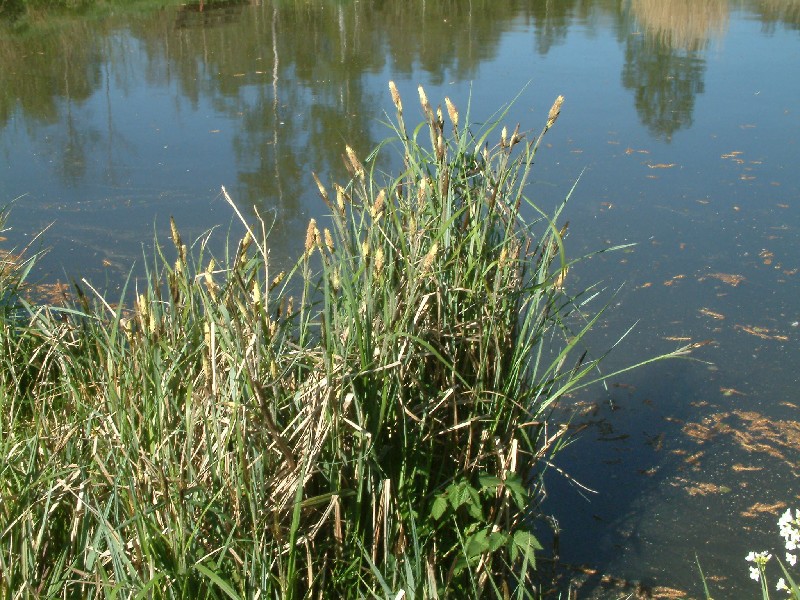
[1,0,798,596]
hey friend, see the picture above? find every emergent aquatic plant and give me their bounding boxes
[0,83,690,598]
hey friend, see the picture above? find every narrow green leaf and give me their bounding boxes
[194,563,242,600]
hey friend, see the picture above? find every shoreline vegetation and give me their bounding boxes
[0,84,691,597]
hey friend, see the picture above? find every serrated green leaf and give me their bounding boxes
[487,531,509,552]
[431,496,448,520]
[467,500,484,521]
[504,473,525,495]
[453,555,469,576]
[478,474,504,491]
[448,481,468,509]
[504,473,528,508]
[511,530,542,567]
[466,529,491,558]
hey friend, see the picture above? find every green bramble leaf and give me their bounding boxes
[431,495,448,520]
[511,530,542,567]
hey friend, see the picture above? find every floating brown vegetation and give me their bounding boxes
[700,272,745,287]
[741,501,788,519]
[734,324,789,341]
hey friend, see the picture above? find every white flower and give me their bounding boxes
[750,565,761,581]
[746,551,758,562]
[776,577,788,591]
[779,508,800,553]
[787,552,797,566]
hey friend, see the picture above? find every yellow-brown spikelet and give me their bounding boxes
[330,267,341,292]
[436,133,445,161]
[501,126,508,147]
[546,95,564,130]
[498,247,508,269]
[136,293,149,331]
[345,145,365,180]
[510,124,522,146]
[422,241,438,274]
[119,317,133,341]
[361,240,370,259]
[324,228,335,253]
[407,214,417,238]
[445,97,459,129]
[136,293,157,334]
[418,85,434,122]
[269,270,285,291]
[277,295,286,319]
[252,278,262,306]
[417,177,428,207]
[314,223,322,250]
[169,216,182,249]
[204,259,219,301]
[389,81,403,112]
[374,246,385,277]
[202,321,212,383]
[312,172,331,207]
[371,189,386,219]
[334,184,347,214]
[305,219,318,255]
[553,265,569,291]
[237,231,252,267]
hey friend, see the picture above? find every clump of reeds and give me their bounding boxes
[0,84,689,598]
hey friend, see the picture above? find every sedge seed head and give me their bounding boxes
[203,271,218,301]
[169,216,181,249]
[371,189,386,219]
[305,219,317,253]
[422,241,438,273]
[334,184,346,213]
[417,177,428,207]
[345,145,364,179]
[137,294,148,318]
[269,271,285,291]
[389,81,403,112]
[312,172,329,203]
[445,97,459,128]
[314,224,322,250]
[418,85,433,119]
[547,95,564,129]
[374,246,385,277]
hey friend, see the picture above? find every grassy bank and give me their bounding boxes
[0,84,687,598]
